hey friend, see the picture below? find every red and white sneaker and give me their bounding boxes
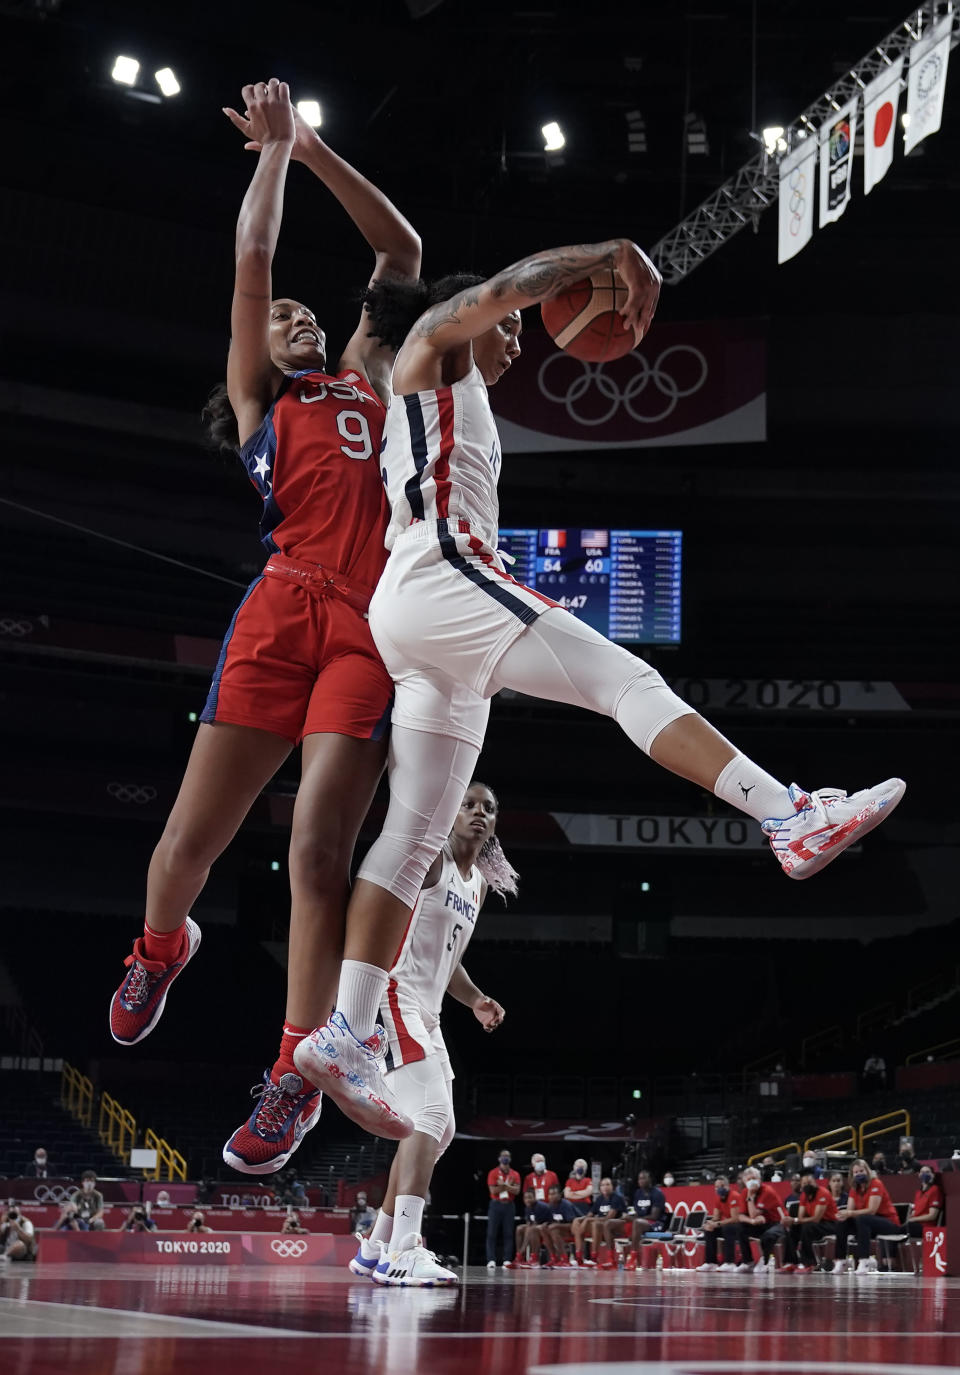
[222,1071,322,1174]
[293,1012,413,1141]
[109,917,201,1044]
[762,778,905,880]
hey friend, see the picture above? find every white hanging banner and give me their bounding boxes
[819,97,858,227]
[905,15,953,155]
[863,57,904,194]
[777,137,817,263]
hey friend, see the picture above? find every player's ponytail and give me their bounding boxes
[363,272,486,353]
[476,836,520,901]
[201,382,240,453]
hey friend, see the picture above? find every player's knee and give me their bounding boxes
[435,1109,456,1159]
[153,824,218,881]
[288,828,348,898]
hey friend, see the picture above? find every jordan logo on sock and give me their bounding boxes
[739,783,755,800]
[401,1209,409,1217]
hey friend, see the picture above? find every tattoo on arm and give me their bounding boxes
[490,242,621,302]
[415,285,484,338]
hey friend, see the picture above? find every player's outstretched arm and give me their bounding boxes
[447,963,505,1032]
[412,239,661,356]
[224,79,295,445]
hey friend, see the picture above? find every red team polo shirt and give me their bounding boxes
[797,1184,837,1223]
[714,1188,742,1222]
[744,1184,783,1225]
[523,1170,560,1202]
[487,1168,521,1201]
[912,1183,944,1220]
[850,1177,899,1224]
[564,1176,594,1203]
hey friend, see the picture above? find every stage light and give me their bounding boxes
[111,55,140,86]
[187,711,197,723]
[270,860,281,872]
[901,111,911,128]
[297,100,322,128]
[762,126,787,155]
[641,882,651,893]
[542,121,565,151]
[632,1088,643,1099]
[155,68,180,97]
[625,109,647,154]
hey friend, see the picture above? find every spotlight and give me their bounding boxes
[901,111,911,128]
[541,121,565,152]
[111,55,140,86]
[270,860,281,872]
[685,112,709,156]
[625,109,647,154]
[762,125,787,155]
[297,100,322,128]
[154,68,180,98]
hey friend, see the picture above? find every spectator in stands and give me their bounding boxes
[564,1158,593,1215]
[155,1190,172,1209]
[871,1150,888,1174]
[121,1204,157,1233]
[834,1157,902,1273]
[698,1174,746,1271]
[523,1153,560,1203]
[781,1166,838,1272]
[829,1171,849,1209]
[739,1166,785,1275]
[801,1151,823,1179]
[0,1206,37,1262]
[281,1207,309,1235]
[186,1210,213,1234]
[574,1177,627,1268]
[661,1170,675,1187]
[862,1053,887,1093]
[506,1189,553,1268]
[543,1184,577,1266]
[23,1148,52,1179]
[897,1141,920,1173]
[349,1191,376,1237]
[907,1167,943,1236]
[623,1170,668,1259]
[75,1171,105,1231]
[486,1150,520,1269]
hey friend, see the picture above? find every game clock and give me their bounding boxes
[497,528,682,645]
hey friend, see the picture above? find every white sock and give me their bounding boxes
[713,754,793,823]
[368,1209,393,1247]
[336,960,388,1043]
[390,1194,425,1251]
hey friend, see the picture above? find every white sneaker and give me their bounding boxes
[373,1233,458,1288]
[697,1262,718,1271]
[348,1234,383,1279]
[737,1262,755,1272]
[293,1012,413,1140]
[717,1262,737,1271]
[486,1259,496,1270]
[762,778,905,880]
[833,1258,851,1274]
[856,1257,879,1274]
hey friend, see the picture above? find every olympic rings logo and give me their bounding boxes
[107,782,158,805]
[0,617,34,638]
[270,1238,308,1258]
[34,1185,78,1203]
[787,165,808,237]
[917,51,944,103]
[537,345,708,425]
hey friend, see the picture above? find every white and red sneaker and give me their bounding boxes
[221,1071,322,1175]
[109,917,201,1044]
[762,779,905,880]
[293,1012,413,1140]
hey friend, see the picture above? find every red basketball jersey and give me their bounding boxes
[239,367,389,585]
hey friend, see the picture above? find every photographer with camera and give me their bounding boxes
[75,1171,106,1231]
[1,1205,38,1262]
[121,1204,157,1233]
[185,1209,213,1234]
[56,1200,82,1231]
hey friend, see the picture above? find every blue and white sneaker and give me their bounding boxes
[762,778,905,880]
[349,1234,383,1279]
[293,1011,413,1141]
[372,1232,458,1288]
[221,1071,322,1174]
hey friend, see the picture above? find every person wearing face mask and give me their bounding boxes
[661,1171,676,1188]
[564,1159,594,1217]
[780,1167,838,1272]
[738,1167,786,1275]
[523,1154,560,1203]
[24,1148,52,1179]
[74,1171,105,1232]
[833,1157,901,1273]
[697,1174,746,1271]
[897,1141,920,1174]
[907,1167,943,1237]
[486,1149,520,1269]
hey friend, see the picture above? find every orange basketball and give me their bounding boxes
[541,267,634,362]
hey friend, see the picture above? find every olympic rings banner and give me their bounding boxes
[489,319,765,452]
[778,139,816,263]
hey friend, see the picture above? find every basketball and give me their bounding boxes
[541,267,634,361]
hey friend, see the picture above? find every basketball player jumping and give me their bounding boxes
[108,78,421,1167]
[293,235,905,1135]
[349,781,512,1287]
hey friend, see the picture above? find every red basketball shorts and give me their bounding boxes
[200,560,393,745]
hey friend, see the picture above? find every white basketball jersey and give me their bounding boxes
[388,846,482,1029]
[381,365,503,552]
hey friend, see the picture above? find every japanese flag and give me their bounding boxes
[905,15,952,155]
[863,57,903,194]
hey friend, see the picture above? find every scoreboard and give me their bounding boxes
[496,528,682,645]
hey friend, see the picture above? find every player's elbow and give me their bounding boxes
[376,233,422,282]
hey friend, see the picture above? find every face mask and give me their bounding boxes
[574,1167,585,1178]
[663,1175,674,1187]
[498,1157,510,1168]
[36,1158,47,1168]
[716,1186,728,1199]
[82,1180,93,1191]
[747,1178,760,1191]
[853,1173,867,1185]
[920,1173,933,1186]
[534,1162,545,1174]
[803,1183,818,1198]
[802,1158,815,1169]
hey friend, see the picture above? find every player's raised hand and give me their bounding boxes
[474,995,506,1032]
[614,241,662,346]
[223,78,295,154]
[224,91,320,164]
